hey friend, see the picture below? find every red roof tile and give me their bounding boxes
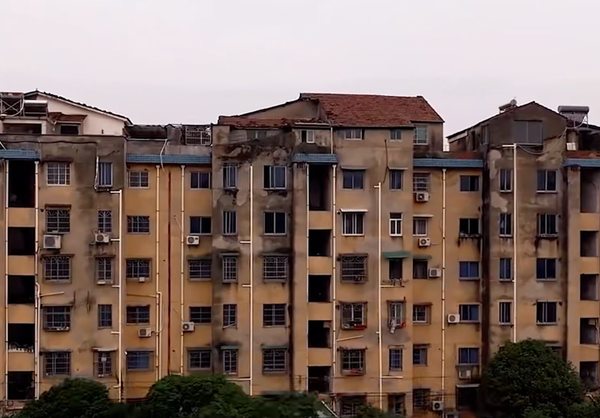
[216,116,318,128]
[300,93,444,127]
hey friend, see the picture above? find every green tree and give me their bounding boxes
[355,404,395,417]
[16,378,112,418]
[481,339,584,418]
[248,393,321,418]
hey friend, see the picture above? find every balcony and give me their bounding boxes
[309,211,332,230]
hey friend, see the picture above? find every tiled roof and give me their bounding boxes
[217,117,317,128]
[126,154,211,165]
[300,92,444,126]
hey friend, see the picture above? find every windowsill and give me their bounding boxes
[189,233,212,236]
[341,188,365,191]
[343,138,364,141]
[264,188,288,192]
[190,322,211,326]
[389,188,403,191]
[389,234,403,238]
[413,322,429,326]
[223,325,238,329]
[44,328,71,332]
[499,279,513,283]
[341,370,365,376]
[499,235,513,238]
[459,321,480,324]
[189,368,211,372]
[222,280,238,284]
[126,369,152,373]
[128,186,150,190]
[413,234,428,238]
[45,280,71,284]
[342,234,365,237]
[224,187,239,192]
[127,232,151,235]
[222,234,238,237]
[262,370,288,375]
[125,323,150,326]
[340,280,367,284]
[413,363,428,367]
[537,235,558,239]
[499,323,513,326]
[46,184,70,187]
[190,188,212,191]
[263,324,286,328]
[459,234,481,238]
[537,322,558,326]
[264,233,287,237]
[536,190,557,194]
[263,279,287,283]
[413,142,429,146]
[459,278,480,281]
[499,190,512,193]
[189,278,212,282]
[536,279,557,282]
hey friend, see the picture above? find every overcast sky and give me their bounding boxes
[2,0,599,135]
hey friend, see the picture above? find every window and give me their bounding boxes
[127,351,151,371]
[342,170,364,189]
[499,213,512,237]
[264,212,286,235]
[340,255,367,282]
[222,164,238,189]
[342,212,364,235]
[263,348,287,373]
[388,394,406,417]
[263,304,286,326]
[537,170,557,192]
[44,256,71,281]
[222,256,238,283]
[248,130,267,140]
[500,169,512,192]
[126,305,150,324]
[389,213,402,236]
[59,124,80,135]
[536,258,557,280]
[43,306,71,330]
[128,171,149,188]
[340,396,367,417]
[390,129,402,140]
[389,170,403,190]
[413,344,428,365]
[126,259,150,279]
[301,130,315,143]
[127,216,150,233]
[413,217,428,236]
[189,258,211,280]
[97,162,113,187]
[191,171,211,189]
[222,349,238,374]
[460,175,479,191]
[264,165,286,189]
[190,216,211,234]
[98,304,112,328]
[389,302,405,325]
[341,349,365,373]
[340,129,363,140]
[222,210,237,235]
[459,261,479,280]
[412,260,428,279]
[499,258,512,281]
[189,306,211,324]
[459,304,480,322]
[499,301,512,324]
[46,162,70,185]
[389,347,403,371]
[536,301,558,324]
[413,388,431,410]
[46,207,70,233]
[537,213,558,237]
[96,257,113,284]
[95,352,112,377]
[341,303,366,329]
[459,218,480,236]
[414,125,428,145]
[389,259,403,281]
[223,304,237,327]
[413,305,430,323]
[458,347,480,365]
[263,255,288,281]
[413,173,430,192]
[97,210,112,233]
[515,120,543,144]
[44,352,70,376]
[189,349,211,370]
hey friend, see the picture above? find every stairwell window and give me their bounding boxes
[499,301,512,325]
[499,258,512,281]
[342,212,364,235]
[98,304,113,328]
[97,162,113,188]
[222,255,238,283]
[222,211,237,235]
[537,169,557,192]
[536,301,558,324]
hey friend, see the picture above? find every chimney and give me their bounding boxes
[499,99,517,113]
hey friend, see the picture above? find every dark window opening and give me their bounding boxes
[58,124,80,135]
[580,169,599,213]
[456,386,479,411]
[308,320,330,348]
[8,227,35,255]
[581,318,599,344]
[581,231,598,257]
[413,260,428,279]
[309,165,330,210]
[459,218,480,236]
[3,123,41,134]
[580,361,599,389]
[7,371,34,400]
[581,274,599,301]
[308,275,330,302]
[309,230,330,256]
[8,275,35,304]
[389,259,403,281]
[307,366,330,394]
[8,323,34,352]
[8,161,35,208]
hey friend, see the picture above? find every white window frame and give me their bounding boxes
[536,301,558,324]
[414,125,429,145]
[264,211,287,235]
[340,129,364,140]
[413,173,430,192]
[412,305,430,324]
[97,162,113,188]
[390,129,402,140]
[499,257,512,281]
[46,162,70,186]
[537,169,557,193]
[499,301,512,325]
[342,212,365,236]
[499,169,512,192]
[499,213,512,237]
[222,210,237,235]
[413,217,428,236]
[128,171,149,188]
[537,213,558,237]
[389,213,403,236]
[458,303,480,323]
[223,164,238,190]
[264,165,287,190]
[389,169,403,190]
[301,130,315,143]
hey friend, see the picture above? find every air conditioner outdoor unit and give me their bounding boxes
[414,191,430,202]
[182,321,195,332]
[458,368,472,380]
[186,235,200,246]
[94,233,110,244]
[138,328,152,338]
[137,277,149,283]
[432,400,444,412]
[566,142,577,151]
[43,234,62,250]
[447,313,460,324]
[418,237,431,247]
[96,280,109,285]
[428,268,441,278]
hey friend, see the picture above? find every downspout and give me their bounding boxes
[3,161,8,404]
[179,165,185,375]
[109,190,123,401]
[441,169,447,396]
[512,145,518,342]
[33,161,40,399]
[305,163,310,389]
[375,182,383,409]
[249,164,254,395]
[331,160,337,398]
[155,166,162,380]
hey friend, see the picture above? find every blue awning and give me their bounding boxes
[413,158,483,168]
[564,158,600,168]
[292,153,338,165]
[382,251,411,259]
[126,153,211,165]
[0,149,39,160]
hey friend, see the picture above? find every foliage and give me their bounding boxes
[566,397,600,418]
[16,378,112,418]
[249,392,321,418]
[481,339,584,418]
[355,404,395,417]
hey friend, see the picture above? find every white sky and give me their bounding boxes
[2,0,599,135]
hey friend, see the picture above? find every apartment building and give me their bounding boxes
[1,90,598,418]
